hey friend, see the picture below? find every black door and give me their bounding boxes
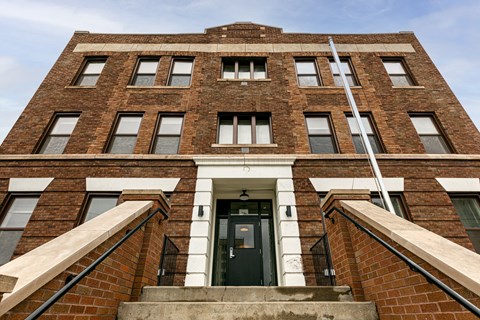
[226,216,263,285]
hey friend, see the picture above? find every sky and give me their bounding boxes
[0,0,479,144]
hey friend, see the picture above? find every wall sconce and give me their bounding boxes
[286,205,292,217]
[198,205,204,217]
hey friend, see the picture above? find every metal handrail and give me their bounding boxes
[325,206,480,317]
[26,207,166,320]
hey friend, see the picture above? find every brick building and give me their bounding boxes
[0,22,479,319]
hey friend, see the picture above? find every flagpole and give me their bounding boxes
[328,36,396,214]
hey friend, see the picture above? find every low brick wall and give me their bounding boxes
[322,190,480,320]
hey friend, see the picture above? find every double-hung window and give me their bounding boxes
[75,58,106,86]
[371,194,408,219]
[222,58,266,79]
[0,195,39,265]
[382,59,414,86]
[218,114,272,145]
[38,114,79,154]
[450,196,480,253]
[329,58,359,87]
[152,115,184,154]
[131,58,159,86]
[305,115,338,154]
[346,115,384,154]
[81,194,119,224]
[107,114,143,154]
[295,59,321,86]
[168,58,194,86]
[410,115,451,154]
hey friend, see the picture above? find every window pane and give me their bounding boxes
[109,136,137,154]
[237,117,252,144]
[235,224,255,248]
[253,62,266,79]
[77,75,99,86]
[411,117,439,134]
[218,117,233,144]
[352,135,382,154]
[347,117,373,134]
[133,75,155,86]
[137,60,158,74]
[256,117,271,144]
[223,62,235,79]
[116,116,142,134]
[51,117,79,135]
[333,75,343,87]
[238,61,250,79]
[451,198,480,228]
[84,61,105,74]
[368,135,382,153]
[391,75,413,86]
[330,61,351,74]
[466,230,480,253]
[261,219,276,286]
[159,117,183,134]
[213,218,228,285]
[84,197,118,222]
[0,231,23,265]
[420,136,450,154]
[172,61,192,74]
[154,136,180,154]
[1,197,38,228]
[372,195,405,218]
[383,61,405,74]
[39,136,69,154]
[309,136,336,154]
[298,76,319,86]
[306,117,330,135]
[170,75,191,86]
[296,61,316,74]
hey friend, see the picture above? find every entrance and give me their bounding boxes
[212,200,277,286]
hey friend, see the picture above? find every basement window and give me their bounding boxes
[450,195,480,253]
[80,194,120,224]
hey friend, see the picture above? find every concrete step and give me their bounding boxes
[118,301,379,320]
[140,286,354,302]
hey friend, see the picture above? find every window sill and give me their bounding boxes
[126,85,191,89]
[392,86,425,89]
[211,144,278,148]
[216,79,272,82]
[298,86,362,89]
[65,85,97,89]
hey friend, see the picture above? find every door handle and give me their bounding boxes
[229,247,235,259]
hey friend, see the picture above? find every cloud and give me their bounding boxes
[0,0,124,32]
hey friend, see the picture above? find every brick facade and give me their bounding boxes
[0,22,479,315]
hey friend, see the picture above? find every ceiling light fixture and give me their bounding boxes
[239,190,249,201]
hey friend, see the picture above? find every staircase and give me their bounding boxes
[117,286,379,320]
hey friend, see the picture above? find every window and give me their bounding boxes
[152,115,184,154]
[107,114,143,154]
[305,115,338,154]
[0,195,39,265]
[168,58,194,86]
[371,194,408,219]
[295,59,320,86]
[38,115,79,154]
[382,59,414,86]
[218,114,272,144]
[329,58,359,86]
[346,115,383,153]
[450,196,480,253]
[410,115,451,154]
[131,58,159,86]
[81,194,119,224]
[222,58,266,79]
[74,58,106,86]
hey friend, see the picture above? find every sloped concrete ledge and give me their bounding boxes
[0,200,153,316]
[340,200,480,296]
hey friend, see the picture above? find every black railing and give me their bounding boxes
[310,233,335,286]
[26,206,167,320]
[325,206,480,317]
[157,235,179,286]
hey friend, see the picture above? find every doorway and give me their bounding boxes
[212,200,277,286]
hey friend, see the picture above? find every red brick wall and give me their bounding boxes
[1,206,165,319]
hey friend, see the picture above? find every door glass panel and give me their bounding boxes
[261,219,276,285]
[213,219,228,286]
[235,224,254,248]
[260,202,272,216]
